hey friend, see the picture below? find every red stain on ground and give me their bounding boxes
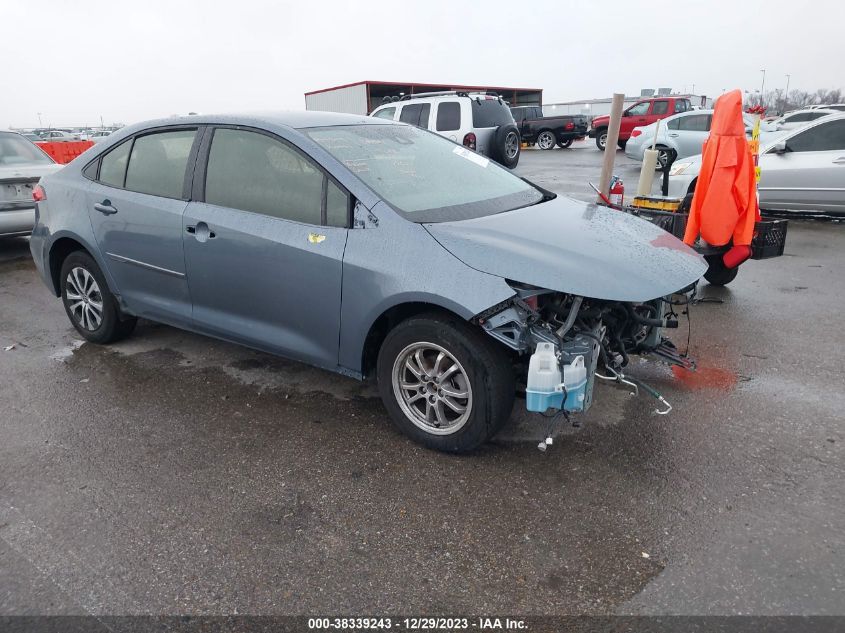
[671,364,738,390]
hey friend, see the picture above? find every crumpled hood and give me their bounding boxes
[424,195,707,302]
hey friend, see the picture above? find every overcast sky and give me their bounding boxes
[4,0,843,128]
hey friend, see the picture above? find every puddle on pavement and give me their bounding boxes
[49,339,84,362]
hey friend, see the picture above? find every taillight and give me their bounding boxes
[33,184,46,202]
[463,132,477,150]
[564,121,575,131]
[631,129,643,138]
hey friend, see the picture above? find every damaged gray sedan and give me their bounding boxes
[30,112,706,453]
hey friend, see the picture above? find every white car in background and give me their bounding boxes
[664,113,845,215]
[0,132,63,237]
[369,91,521,168]
[625,110,779,168]
[90,130,114,143]
[771,108,838,130]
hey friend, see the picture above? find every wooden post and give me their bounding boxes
[598,93,625,201]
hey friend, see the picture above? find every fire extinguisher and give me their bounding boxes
[609,175,625,206]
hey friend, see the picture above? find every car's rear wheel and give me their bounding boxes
[491,124,521,168]
[376,313,514,453]
[595,129,608,150]
[60,251,137,344]
[656,147,676,170]
[703,255,740,286]
[537,131,556,150]
[557,139,573,149]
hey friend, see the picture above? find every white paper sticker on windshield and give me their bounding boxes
[452,146,490,168]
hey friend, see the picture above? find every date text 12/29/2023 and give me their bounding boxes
[308,617,528,630]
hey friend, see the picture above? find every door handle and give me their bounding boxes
[186,222,215,241]
[669,133,679,137]
[94,201,118,215]
[833,157,845,164]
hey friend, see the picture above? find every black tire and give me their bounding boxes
[595,129,608,150]
[703,255,739,286]
[536,130,556,151]
[60,251,137,344]
[656,147,676,170]
[557,139,573,149]
[491,124,521,168]
[376,312,515,453]
[617,140,627,150]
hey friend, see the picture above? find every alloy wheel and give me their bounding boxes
[392,342,473,435]
[65,266,103,331]
[537,132,555,150]
[505,131,520,159]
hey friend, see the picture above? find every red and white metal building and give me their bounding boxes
[305,80,543,115]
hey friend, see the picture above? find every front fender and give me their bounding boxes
[337,202,515,374]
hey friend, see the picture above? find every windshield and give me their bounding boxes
[306,124,543,222]
[0,133,53,166]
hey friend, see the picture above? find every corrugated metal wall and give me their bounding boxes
[305,84,368,115]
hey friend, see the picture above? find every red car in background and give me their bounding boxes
[589,96,693,150]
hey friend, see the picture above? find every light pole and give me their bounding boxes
[37,112,43,127]
[760,69,766,107]
[783,74,791,113]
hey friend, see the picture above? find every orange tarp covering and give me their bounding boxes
[35,140,94,165]
[683,90,760,247]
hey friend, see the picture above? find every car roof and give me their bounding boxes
[116,110,392,135]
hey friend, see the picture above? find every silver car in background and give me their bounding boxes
[0,132,62,237]
[665,113,845,214]
[625,110,780,168]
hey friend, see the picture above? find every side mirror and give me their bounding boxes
[772,139,788,154]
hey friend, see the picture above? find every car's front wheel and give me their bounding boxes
[60,251,137,344]
[595,129,608,150]
[377,313,514,453]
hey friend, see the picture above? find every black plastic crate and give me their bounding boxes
[640,210,688,240]
[751,219,788,259]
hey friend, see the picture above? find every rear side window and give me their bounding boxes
[436,102,461,131]
[124,130,197,198]
[786,112,811,123]
[373,107,395,120]
[674,100,690,113]
[652,100,669,115]
[204,128,323,224]
[471,100,514,128]
[676,114,710,131]
[399,103,431,128]
[98,139,132,188]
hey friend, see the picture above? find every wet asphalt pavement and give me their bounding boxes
[1,144,843,617]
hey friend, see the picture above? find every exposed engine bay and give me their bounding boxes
[474,283,696,425]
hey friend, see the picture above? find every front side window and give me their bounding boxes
[399,103,431,128]
[786,112,811,123]
[124,130,196,198]
[205,128,323,224]
[786,120,845,153]
[652,101,669,115]
[627,102,650,116]
[98,139,132,188]
[373,107,396,120]
[436,102,461,131]
[677,114,710,132]
[306,124,543,223]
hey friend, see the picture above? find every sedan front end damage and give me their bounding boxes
[475,284,695,422]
